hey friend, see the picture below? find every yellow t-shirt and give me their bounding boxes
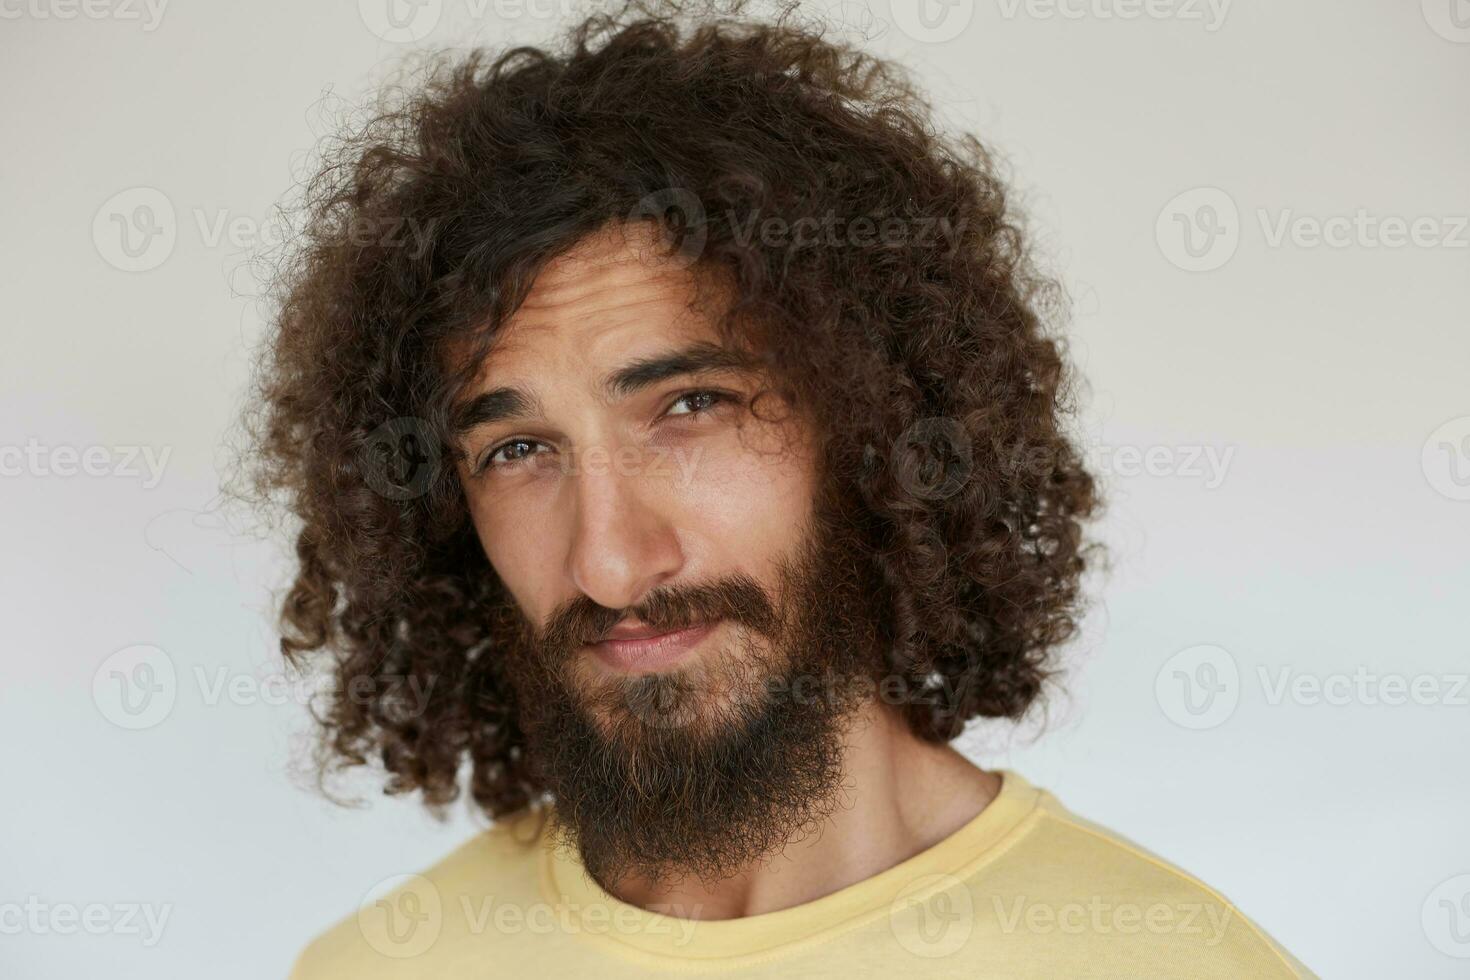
[288,770,1313,978]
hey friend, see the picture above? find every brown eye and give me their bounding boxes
[664,390,731,417]
[478,438,542,474]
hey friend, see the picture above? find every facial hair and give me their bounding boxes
[495,503,884,890]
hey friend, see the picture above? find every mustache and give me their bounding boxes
[536,574,782,653]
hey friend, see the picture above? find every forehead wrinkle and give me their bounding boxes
[487,285,703,384]
[465,225,716,404]
[515,262,692,323]
[517,229,694,313]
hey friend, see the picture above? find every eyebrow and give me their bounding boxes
[604,341,755,399]
[450,387,540,438]
[450,341,756,437]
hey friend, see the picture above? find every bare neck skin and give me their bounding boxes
[605,700,1002,920]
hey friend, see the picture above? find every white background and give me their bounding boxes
[3,1,1467,977]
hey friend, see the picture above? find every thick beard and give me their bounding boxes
[497,503,883,890]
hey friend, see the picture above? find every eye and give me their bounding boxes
[664,389,734,418]
[476,438,544,474]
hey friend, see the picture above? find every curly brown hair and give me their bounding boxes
[241,0,1104,821]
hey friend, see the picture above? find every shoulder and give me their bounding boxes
[286,806,552,980]
[989,775,1314,978]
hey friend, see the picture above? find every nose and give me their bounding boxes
[563,448,685,611]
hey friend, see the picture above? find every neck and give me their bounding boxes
[603,700,1001,920]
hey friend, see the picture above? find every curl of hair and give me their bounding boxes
[238,0,1105,819]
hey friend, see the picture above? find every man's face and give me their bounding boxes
[449,223,879,886]
[452,222,819,709]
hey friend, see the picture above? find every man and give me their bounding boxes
[250,3,1311,976]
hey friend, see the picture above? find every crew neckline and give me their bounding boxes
[537,768,1043,964]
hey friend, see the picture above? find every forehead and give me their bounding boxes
[470,224,721,384]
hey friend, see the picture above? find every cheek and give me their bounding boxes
[671,425,817,569]
[463,480,561,622]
